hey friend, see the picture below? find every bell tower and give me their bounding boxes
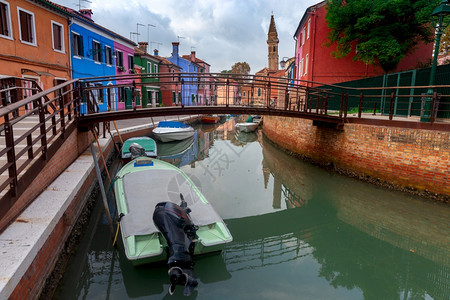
[267,14,279,71]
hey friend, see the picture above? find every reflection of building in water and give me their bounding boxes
[215,118,236,140]
[262,137,310,209]
[223,233,313,272]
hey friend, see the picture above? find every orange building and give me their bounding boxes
[0,0,72,95]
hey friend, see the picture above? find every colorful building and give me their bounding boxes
[294,1,434,87]
[66,8,136,112]
[0,0,71,97]
[167,42,199,106]
[154,49,182,107]
[182,51,213,105]
[134,42,161,108]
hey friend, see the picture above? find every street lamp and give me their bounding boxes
[280,57,290,69]
[421,0,450,122]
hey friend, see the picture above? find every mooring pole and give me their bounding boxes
[90,143,114,237]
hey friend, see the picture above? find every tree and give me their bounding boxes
[325,0,440,73]
[439,26,450,64]
[231,62,251,74]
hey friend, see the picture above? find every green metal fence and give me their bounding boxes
[315,64,450,118]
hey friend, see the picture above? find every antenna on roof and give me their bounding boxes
[76,0,91,10]
[151,42,163,50]
[177,36,185,42]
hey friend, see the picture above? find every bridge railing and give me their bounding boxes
[76,73,449,126]
[0,77,79,227]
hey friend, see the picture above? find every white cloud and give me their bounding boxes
[53,0,318,72]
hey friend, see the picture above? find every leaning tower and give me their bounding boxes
[267,14,279,71]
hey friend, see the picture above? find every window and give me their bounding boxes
[93,84,104,103]
[18,7,36,45]
[92,40,102,62]
[301,28,305,45]
[105,46,113,65]
[128,54,134,70]
[300,58,304,77]
[0,1,13,39]
[52,21,64,52]
[147,62,151,73]
[305,54,309,75]
[307,19,310,39]
[172,91,176,103]
[153,64,158,74]
[72,32,83,57]
[116,50,123,67]
[258,88,261,97]
[118,87,125,102]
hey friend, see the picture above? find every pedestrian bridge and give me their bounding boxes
[0,73,448,228]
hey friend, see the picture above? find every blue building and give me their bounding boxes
[167,42,199,106]
[68,9,135,113]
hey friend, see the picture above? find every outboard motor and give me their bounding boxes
[129,143,146,160]
[153,194,199,296]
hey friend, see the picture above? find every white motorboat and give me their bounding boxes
[235,122,259,133]
[152,121,195,142]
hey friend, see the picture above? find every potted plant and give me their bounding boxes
[117,66,126,72]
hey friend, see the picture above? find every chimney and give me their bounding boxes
[172,42,179,57]
[138,42,148,53]
[154,49,159,56]
[190,51,196,62]
[79,9,93,20]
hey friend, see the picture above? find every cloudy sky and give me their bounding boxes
[53,0,319,73]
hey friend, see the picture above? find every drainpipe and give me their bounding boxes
[68,18,73,79]
[310,12,316,87]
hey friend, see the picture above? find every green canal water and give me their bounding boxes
[54,118,450,300]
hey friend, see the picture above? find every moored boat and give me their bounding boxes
[152,121,195,142]
[201,115,220,124]
[121,137,157,162]
[114,157,233,267]
[235,122,260,133]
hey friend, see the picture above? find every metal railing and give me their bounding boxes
[0,77,79,225]
[76,73,449,128]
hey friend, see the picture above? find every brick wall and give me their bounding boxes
[263,116,449,197]
[6,129,108,299]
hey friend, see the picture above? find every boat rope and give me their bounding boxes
[112,213,125,247]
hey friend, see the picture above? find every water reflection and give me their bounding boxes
[54,117,450,300]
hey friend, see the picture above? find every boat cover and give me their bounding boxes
[120,169,222,238]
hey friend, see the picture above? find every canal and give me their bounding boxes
[54,117,450,300]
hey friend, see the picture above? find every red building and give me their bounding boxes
[294,1,434,87]
[154,49,182,106]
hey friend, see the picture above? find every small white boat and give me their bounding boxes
[152,121,195,142]
[235,122,259,133]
